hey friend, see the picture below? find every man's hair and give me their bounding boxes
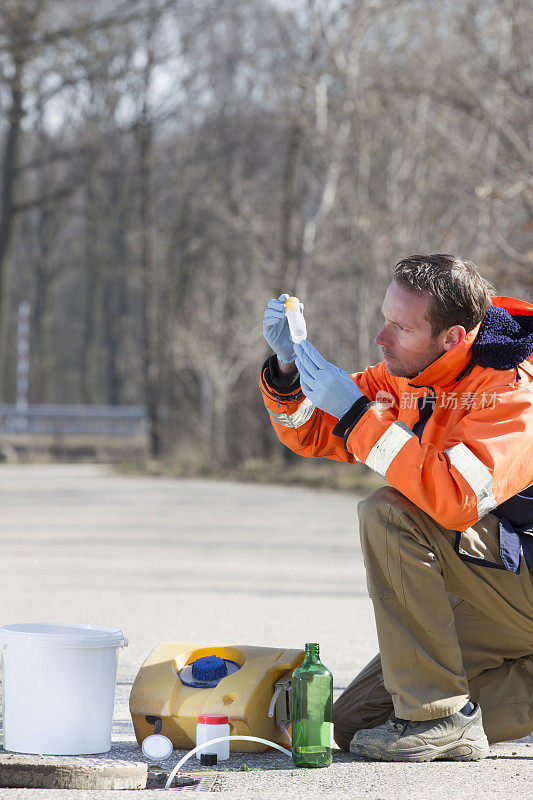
[393,254,494,337]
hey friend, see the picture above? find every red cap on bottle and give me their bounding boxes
[198,714,229,724]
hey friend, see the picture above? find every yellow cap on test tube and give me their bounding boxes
[284,296,307,343]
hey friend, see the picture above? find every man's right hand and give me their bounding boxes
[262,293,296,364]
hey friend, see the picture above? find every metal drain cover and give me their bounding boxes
[147,769,217,791]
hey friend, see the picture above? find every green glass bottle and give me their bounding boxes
[291,642,333,768]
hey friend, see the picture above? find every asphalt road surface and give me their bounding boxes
[0,464,530,799]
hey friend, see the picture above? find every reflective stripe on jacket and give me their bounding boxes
[260,297,533,534]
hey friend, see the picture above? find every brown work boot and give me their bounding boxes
[349,704,489,762]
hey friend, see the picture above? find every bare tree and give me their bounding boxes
[1,0,531,467]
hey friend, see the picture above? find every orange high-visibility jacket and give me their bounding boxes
[260,297,533,534]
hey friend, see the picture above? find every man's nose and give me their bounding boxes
[374,325,389,346]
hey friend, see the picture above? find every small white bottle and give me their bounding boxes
[196,714,230,762]
[285,296,307,343]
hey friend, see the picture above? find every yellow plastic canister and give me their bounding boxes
[129,643,304,752]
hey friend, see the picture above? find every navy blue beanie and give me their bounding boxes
[472,305,533,370]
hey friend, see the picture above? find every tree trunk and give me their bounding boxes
[138,112,161,457]
[103,170,128,406]
[33,204,55,402]
[81,179,102,403]
[0,56,24,405]
[278,122,303,293]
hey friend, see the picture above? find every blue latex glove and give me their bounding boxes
[294,339,362,419]
[263,293,299,363]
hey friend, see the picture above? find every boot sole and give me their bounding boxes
[350,737,490,762]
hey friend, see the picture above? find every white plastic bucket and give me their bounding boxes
[0,623,128,755]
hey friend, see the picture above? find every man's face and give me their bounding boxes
[374,281,446,378]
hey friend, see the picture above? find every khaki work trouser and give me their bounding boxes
[333,487,533,751]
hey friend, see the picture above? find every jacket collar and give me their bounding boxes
[472,298,533,369]
[407,322,480,389]
[407,295,533,388]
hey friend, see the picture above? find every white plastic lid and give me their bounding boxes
[142,734,173,761]
[0,623,128,649]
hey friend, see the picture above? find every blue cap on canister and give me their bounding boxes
[191,655,228,681]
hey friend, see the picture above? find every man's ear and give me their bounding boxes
[442,325,466,352]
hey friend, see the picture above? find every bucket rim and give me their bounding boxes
[0,623,128,649]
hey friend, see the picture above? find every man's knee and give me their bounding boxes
[331,677,375,752]
[357,487,409,544]
[332,701,353,751]
[332,655,394,751]
[332,695,393,751]
[358,486,405,521]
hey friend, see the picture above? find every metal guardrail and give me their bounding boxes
[0,404,149,437]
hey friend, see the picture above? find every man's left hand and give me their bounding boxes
[294,340,362,419]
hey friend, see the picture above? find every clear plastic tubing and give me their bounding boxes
[285,296,307,344]
[164,735,292,789]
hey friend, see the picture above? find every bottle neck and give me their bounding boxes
[304,642,320,663]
